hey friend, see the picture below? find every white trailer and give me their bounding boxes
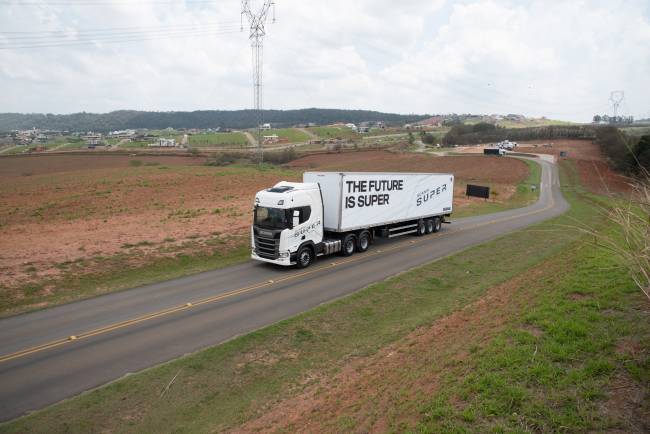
[251,172,454,268]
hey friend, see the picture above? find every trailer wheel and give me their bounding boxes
[432,217,442,233]
[416,220,426,236]
[341,234,356,256]
[425,219,434,234]
[356,231,370,252]
[296,245,314,269]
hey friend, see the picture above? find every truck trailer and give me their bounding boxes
[251,172,454,268]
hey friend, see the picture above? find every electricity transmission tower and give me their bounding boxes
[241,0,276,163]
[609,90,625,119]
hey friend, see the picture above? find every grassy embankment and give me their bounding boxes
[3,161,646,433]
[453,158,541,218]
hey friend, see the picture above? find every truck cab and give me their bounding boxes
[251,182,323,267]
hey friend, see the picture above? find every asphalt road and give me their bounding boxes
[0,157,568,422]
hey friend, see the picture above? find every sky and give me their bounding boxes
[1,0,649,122]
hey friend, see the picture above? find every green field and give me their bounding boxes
[188,132,248,147]
[2,159,645,433]
[261,128,310,143]
[309,126,360,140]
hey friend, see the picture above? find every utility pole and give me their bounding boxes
[241,0,276,165]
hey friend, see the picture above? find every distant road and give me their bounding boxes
[0,157,568,422]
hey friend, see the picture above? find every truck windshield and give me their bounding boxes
[254,206,289,230]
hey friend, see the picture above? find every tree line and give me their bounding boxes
[442,123,598,146]
[0,109,430,133]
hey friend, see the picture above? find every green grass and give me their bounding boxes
[309,126,360,140]
[453,157,541,218]
[3,161,638,433]
[260,128,310,143]
[416,229,647,433]
[188,132,248,147]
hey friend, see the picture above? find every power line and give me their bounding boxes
[0,1,219,5]
[0,27,240,49]
[1,23,240,42]
[0,20,240,37]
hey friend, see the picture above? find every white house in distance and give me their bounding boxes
[259,123,272,130]
[149,138,176,147]
[345,123,357,132]
[262,134,279,144]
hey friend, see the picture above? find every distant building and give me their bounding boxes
[83,133,102,146]
[109,129,136,139]
[260,123,272,130]
[357,126,370,133]
[262,134,279,144]
[149,138,176,147]
[345,123,357,132]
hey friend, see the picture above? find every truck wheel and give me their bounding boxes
[432,217,442,233]
[341,234,356,256]
[356,231,370,252]
[416,220,426,236]
[296,246,313,268]
[425,219,434,234]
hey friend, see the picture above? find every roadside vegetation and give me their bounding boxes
[2,160,646,433]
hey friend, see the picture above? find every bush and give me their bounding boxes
[264,147,297,165]
[594,127,636,173]
[205,152,248,166]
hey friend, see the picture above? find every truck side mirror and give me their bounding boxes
[292,210,300,228]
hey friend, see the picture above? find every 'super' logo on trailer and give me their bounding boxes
[416,184,448,206]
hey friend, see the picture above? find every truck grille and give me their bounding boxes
[254,233,279,259]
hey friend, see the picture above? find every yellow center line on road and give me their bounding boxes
[0,164,558,364]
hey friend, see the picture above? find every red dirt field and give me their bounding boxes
[0,151,530,310]
[0,154,206,178]
[517,139,631,194]
[288,151,529,184]
[517,139,603,161]
[0,159,298,294]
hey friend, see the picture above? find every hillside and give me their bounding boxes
[0,109,430,132]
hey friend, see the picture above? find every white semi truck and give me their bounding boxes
[251,172,454,268]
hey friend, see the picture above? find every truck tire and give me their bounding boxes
[425,219,434,234]
[416,220,426,236]
[433,217,442,233]
[341,234,356,256]
[356,231,370,252]
[296,245,314,268]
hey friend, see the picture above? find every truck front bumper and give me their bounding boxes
[251,251,294,266]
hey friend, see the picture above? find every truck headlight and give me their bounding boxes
[279,251,290,258]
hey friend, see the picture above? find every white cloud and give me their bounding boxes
[0,0,648,121]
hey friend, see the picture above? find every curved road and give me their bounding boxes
[0,157,568,422]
